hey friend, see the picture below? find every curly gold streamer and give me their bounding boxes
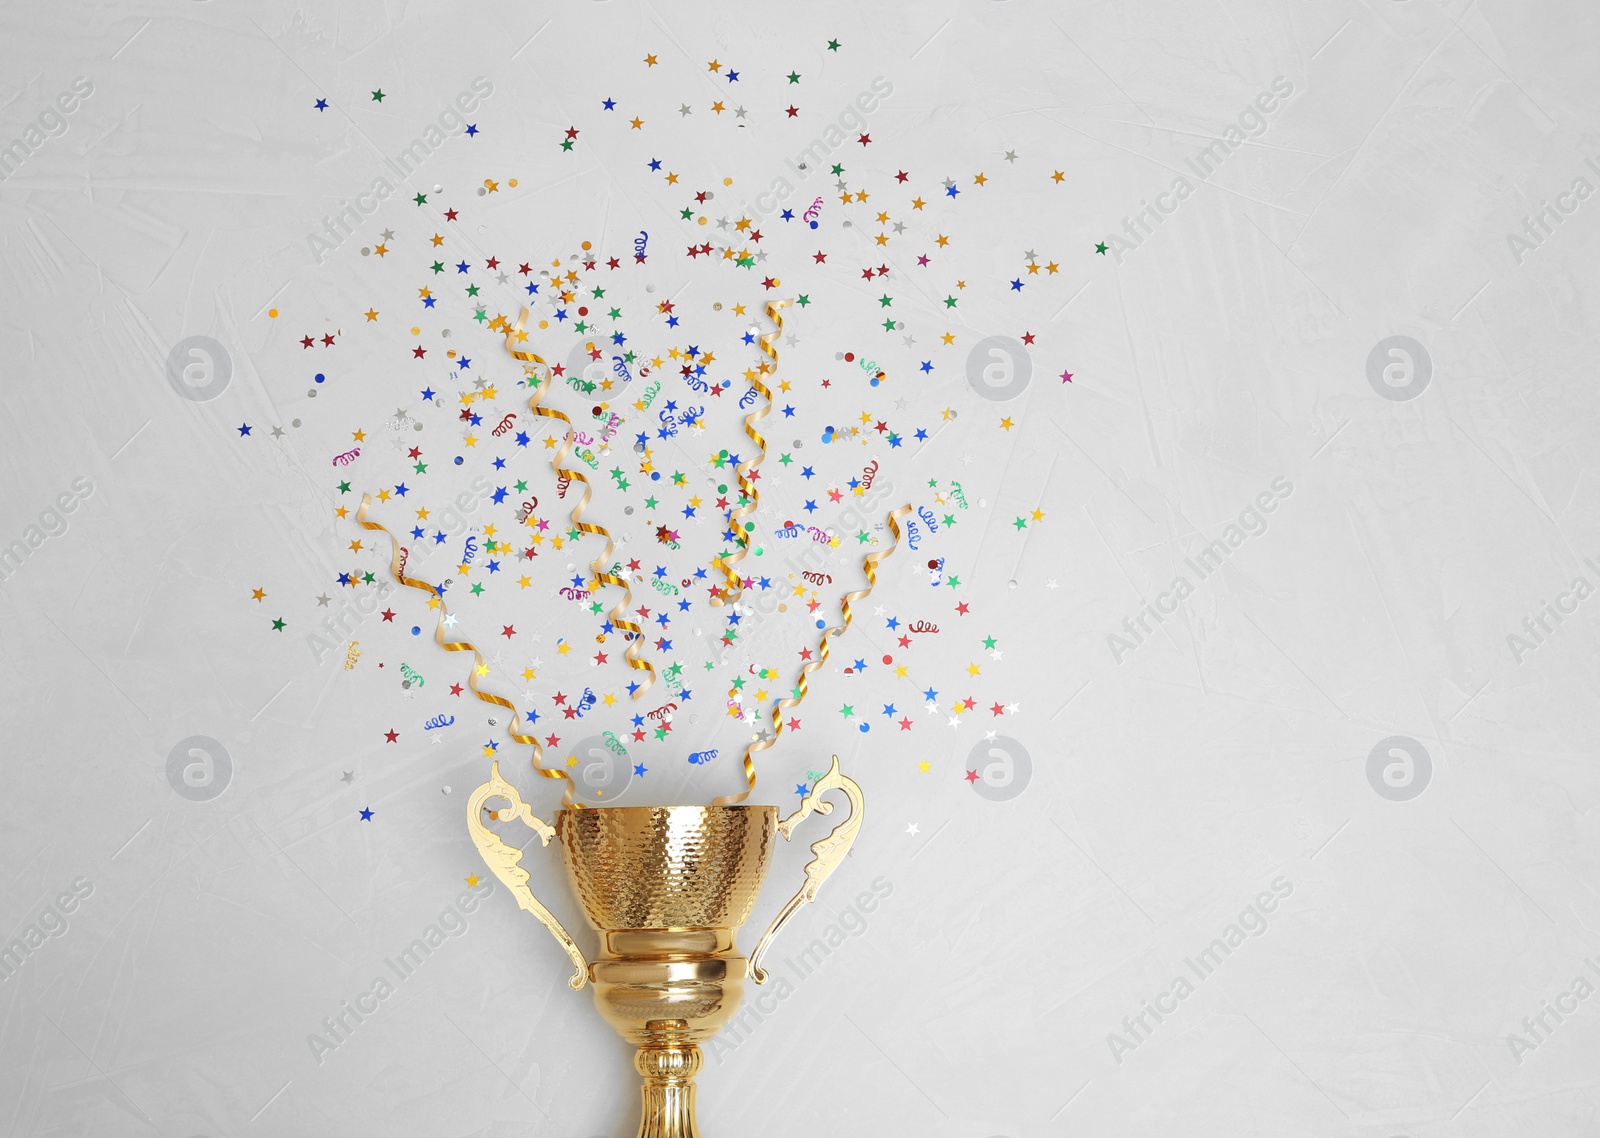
[712,503,912,806]
[355,494,579,807]
[711,299,788,609]
[503,309,655,698]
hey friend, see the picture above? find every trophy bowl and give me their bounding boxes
[468,756,864,1138]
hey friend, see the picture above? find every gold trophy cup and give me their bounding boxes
[467,755,864,1138]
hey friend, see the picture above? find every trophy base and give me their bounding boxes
[635,1029,702,1138]
[589,931,746,1138]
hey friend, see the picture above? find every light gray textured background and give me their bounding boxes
[4,1,1600,1136]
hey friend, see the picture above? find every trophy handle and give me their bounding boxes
[467,761,589,990]
[747,755,865,984]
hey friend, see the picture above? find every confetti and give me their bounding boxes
[356,493,578,804]
[714,503,911,806]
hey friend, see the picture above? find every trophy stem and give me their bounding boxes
[634,1032,703,1138]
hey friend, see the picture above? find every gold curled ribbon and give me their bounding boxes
[503,309,655,699]
[355,494,578,806]
[711,299,787,609]
[713,503,912,806]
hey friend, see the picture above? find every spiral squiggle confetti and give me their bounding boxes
[713,502,912,806]
[504,308,655,698]
[711,299,788,609]
[355,494,579,806]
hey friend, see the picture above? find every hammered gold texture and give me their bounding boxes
[608,991,725,1021]
[556,805,777,932]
